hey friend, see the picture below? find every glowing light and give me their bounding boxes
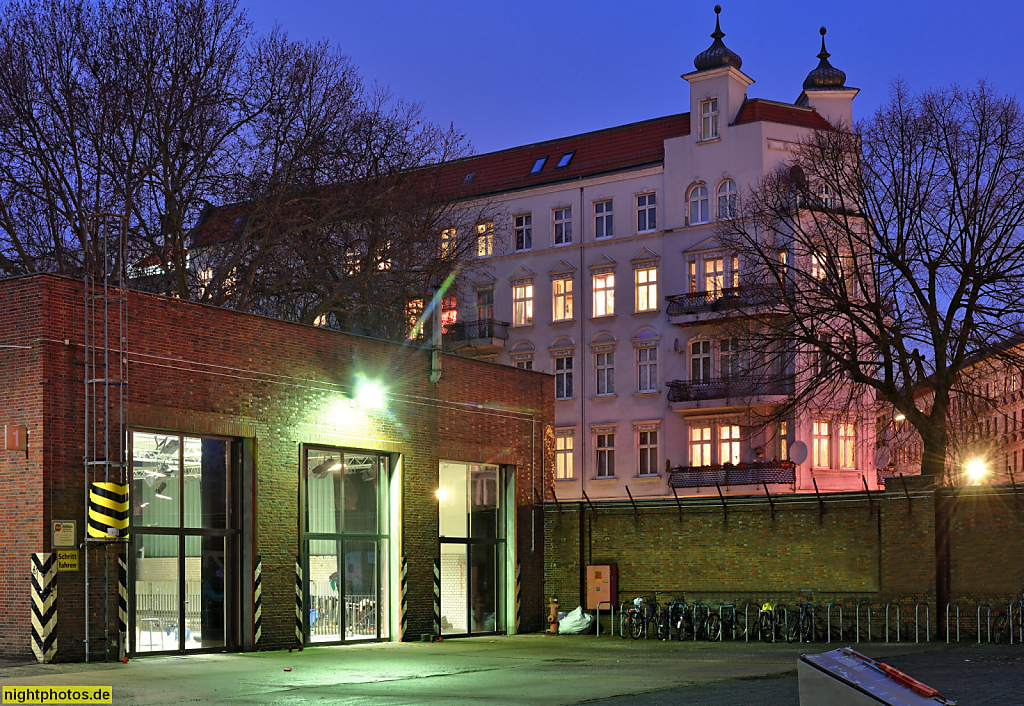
[435,487,448,502]
[356,380,386,410]
[966,458,987,484]
[894,413,905,422]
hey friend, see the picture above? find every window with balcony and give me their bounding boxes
[595,200,613,238]
[552,278,573,321]
[593,273,615,317]
[596,351,615,395]
[635,266,657,312]
[691,340,711,381]
[514,214,532,251]
[700,98,719,140]
[554,356,573,399]
[554,207,572,245]
[637,347,657,392]
[838,422,856,468]
[813,420,830,468]
[690,426,712,466]
[637,193,656,232]
[688,184,709,225]
[512,283,533,326]
[704,257,724,295]
[596,433,615,477]
[476,222,494,257]
[556,432,574,480]
[720,424,740,465]
[638,430,658,476]
[717,179,737,219]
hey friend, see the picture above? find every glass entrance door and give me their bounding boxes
[130,432,237,653]
[303,448,390,643]
[438,461,504,636]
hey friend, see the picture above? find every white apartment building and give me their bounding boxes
[442,9,877,501]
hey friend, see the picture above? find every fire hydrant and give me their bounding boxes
[547,596,560,634]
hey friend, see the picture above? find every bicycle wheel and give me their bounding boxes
[656,608,670,640]
[629,609,644,640]
[994,612,1009,645]
[801,613,814,643]
[786,612,800,643]
[619,607,629,639]
[760,612,774,642]
[706,613,722,641]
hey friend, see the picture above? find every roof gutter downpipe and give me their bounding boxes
[430,283,442,384]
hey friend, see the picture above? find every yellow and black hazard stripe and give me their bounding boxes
[88,482,129,538]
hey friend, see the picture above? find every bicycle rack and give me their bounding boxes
[1008,600,1023,645]
[743,602,758,642]
[914,603,930,643]
[595,601,613,637]
[885,603,900,643]
[717,604,735,642]
[855,602,873,643]
[774,605,787,644]
[692,604,709,641]
[977,604,991,644]
[946,603,960,643]
[826,603,843,643]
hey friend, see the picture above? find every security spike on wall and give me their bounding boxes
[254,555,262,646]
[31,553,57,663]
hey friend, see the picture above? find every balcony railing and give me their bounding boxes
[666,286,757,316]
[666,377,793,403]
[443,319,510,344]
[669,461,796,488]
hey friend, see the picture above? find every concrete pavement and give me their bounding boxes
[0,634,1017,704]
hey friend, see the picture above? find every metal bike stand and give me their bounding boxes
[914,603,930,643]
[885,603,900,643]
[977,604,991,644]
[945,603,959,643]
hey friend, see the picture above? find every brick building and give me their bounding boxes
[0,274,552,661]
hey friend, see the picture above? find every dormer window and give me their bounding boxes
[531,157,548,173]
[701,98,719,140]
[557,151,575,168]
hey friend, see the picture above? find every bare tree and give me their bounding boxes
[719,81,1024,481]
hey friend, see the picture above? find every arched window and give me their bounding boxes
[717,179,737,220]
[688,184,709,225]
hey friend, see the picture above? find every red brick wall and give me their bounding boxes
[0,274,553,660]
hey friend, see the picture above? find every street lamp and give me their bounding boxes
[966,458,987,485]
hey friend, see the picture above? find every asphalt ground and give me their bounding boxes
[0,634,1019,704]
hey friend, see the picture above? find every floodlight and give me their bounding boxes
[355,379,386,410]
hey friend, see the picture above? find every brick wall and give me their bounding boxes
[0,274,553,660]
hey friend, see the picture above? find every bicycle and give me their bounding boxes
[758,601,784,642]
[787,598,815,643]
[628,596,664,640]
[993,592,1024,644]
[667,598,694,640]
[618,599,636,639]
[705,604,740,641]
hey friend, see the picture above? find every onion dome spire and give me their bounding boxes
[693,5,743,72]
[802,26,847,89]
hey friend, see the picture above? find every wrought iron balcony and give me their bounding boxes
[666,286,756,317]
[443,318,510,354]
[669,461,796,489]
[666,377,793,403]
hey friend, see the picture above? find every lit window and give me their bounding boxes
[441,295,458,328]
[554,207,572,245]
[731,255,740,289]
[813,420,830,468]
[596,433,615,477]
[556,434,574,479]
[637,347,657,392]
[512,282,533,326]
[593,273,615,316]
[688,260,698,293]
[440,227,456,259]
[778,421,789,460]
[638,430,658,476]
[552,278,573,321]
[688,184,709,225]
[595,200,613,238]
[720,338,740,380]
[690,340,711,381]
[344,247,360,275]
[811,251,827,280]
[313,313,327,327]
[690,426,712,466]
[839,422,855,468]
[531,157,547,173]
[704,257,723,295]
[555,356,573,399]
[406,299,424,339]
[514,214,532,251]
[635,267,657,312]
[718,179,737,219]
[476,222,493,257]
[701,98,719,140]
[557,151,574,168]
[720,424,741,465]
[596,351,615,395]
[637,193,657,232]
[476,288,494,326]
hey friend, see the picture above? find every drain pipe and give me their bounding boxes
[430,283,442,384]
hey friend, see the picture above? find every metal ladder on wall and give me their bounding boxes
[83,214,129,662]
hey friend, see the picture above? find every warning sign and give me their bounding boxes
[52,520,76,548]
[56,549,78,572]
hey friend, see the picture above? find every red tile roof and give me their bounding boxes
[733,99,833,131]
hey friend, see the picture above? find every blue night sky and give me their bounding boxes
[246,0,1024,156]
